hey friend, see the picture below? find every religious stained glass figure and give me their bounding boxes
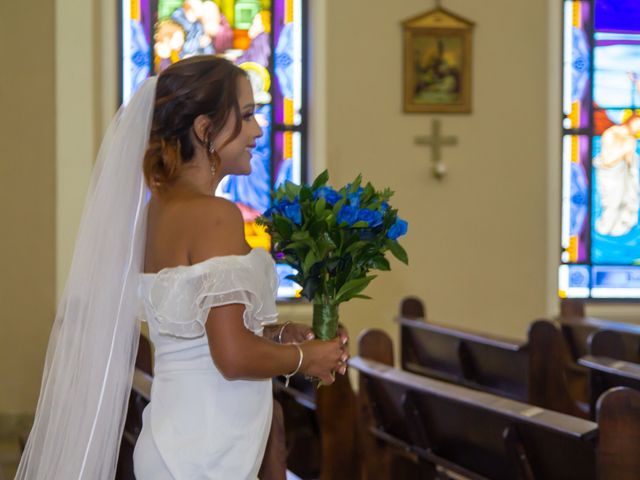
[559,0,640,298]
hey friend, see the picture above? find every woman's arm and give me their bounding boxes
[191,197,346,384]
[205,303,346,384]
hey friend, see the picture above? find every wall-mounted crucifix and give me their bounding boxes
[415,119,458,180]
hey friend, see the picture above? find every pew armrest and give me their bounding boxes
[578,355,640,381]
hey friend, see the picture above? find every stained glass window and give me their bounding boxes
[121,0,308,299]
[560,0,640,298]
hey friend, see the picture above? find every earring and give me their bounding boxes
[207,140,216,176]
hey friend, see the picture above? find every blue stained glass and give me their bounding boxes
[591,136,640,264]
[275,158,293,187]
[593,266,640,289]
[569,265,590,288]
[571,27,590,103]
[595,0,640,33]
[594,42,640,108]
[130,19,151,94]
[171,7,215,57]
[274,23,294,99]
[570,161,588,236]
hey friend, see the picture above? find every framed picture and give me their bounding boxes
[403,8,474,113]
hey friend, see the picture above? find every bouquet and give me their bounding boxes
[257,170,409,340]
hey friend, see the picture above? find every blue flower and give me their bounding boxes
[283,202,302,225]
[337,205,359,226]
[380,201,389,212]
[346,187,364,208]
[263,206,277,219]
[313,186,342,205]
[387,218,408,240]
[357,208,383,227]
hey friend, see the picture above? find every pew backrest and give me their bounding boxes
[352,355,598,480]
[398,316,529,401]
[560,316,640,362]
[579,354,640,417]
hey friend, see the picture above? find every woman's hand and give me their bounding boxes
[279,322,315,344]
[299,336,348,385]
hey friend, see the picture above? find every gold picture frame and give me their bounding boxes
[403,7,474,113]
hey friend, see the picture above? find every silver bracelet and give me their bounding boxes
[284,343,303,388]
[277,321,292,344]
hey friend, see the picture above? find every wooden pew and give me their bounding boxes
[355,329,640,480]
[272,368,358,480]
[398,314,585,417]
[559,316,640,363]
[579,352,640,419]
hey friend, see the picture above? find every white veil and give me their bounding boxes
[16,76,158,479]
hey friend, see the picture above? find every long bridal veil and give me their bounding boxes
[16,76,157,479]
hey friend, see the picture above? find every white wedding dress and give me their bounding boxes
[133,247,279,480]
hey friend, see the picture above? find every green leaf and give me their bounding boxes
[317,232,337,257]
[345,240,368,255]
[302,276,320,301]
[285,274,302,285]
[281,240,307,252]
[368,255,391,271]
[351,221,369,228]
[273,215,292,239]
[309,220,328,238]
[335,275,377,303]
[292,230,311,241]
[387,240,409,265]
[314,197,327,217]
[300,185,313,202]
[284,181,301,200]
[353,294,372,300]
[312,170,329,189]
[349,174,362,193]
[303,250,317,272]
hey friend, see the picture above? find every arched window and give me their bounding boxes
[559,0,640,299]
[121,0,308,299]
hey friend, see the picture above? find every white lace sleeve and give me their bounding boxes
[147,249,279,339]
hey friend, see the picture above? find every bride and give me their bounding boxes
[16,55,348,479]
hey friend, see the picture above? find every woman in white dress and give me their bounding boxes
[16,55,348,480]
[134,55,348,479]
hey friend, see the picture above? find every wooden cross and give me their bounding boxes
[415,119,458,179]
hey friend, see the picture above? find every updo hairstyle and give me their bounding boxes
[143,55,247,191]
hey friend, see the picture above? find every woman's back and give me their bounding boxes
[137,190,279,480]
[144,190,252,274]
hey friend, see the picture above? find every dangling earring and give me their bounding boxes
[208,141,216,176]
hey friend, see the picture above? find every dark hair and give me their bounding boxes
[143,55,247,191]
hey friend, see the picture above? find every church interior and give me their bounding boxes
[3,0,640,478]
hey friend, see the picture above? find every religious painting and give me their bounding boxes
[402,8,474,113]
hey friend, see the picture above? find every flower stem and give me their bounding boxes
[312,302,339,340]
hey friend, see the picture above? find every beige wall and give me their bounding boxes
[0,0,116,416]
[326,0,552,343]
[0,1,55,413]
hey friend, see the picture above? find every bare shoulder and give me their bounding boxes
[188,196,251,263]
